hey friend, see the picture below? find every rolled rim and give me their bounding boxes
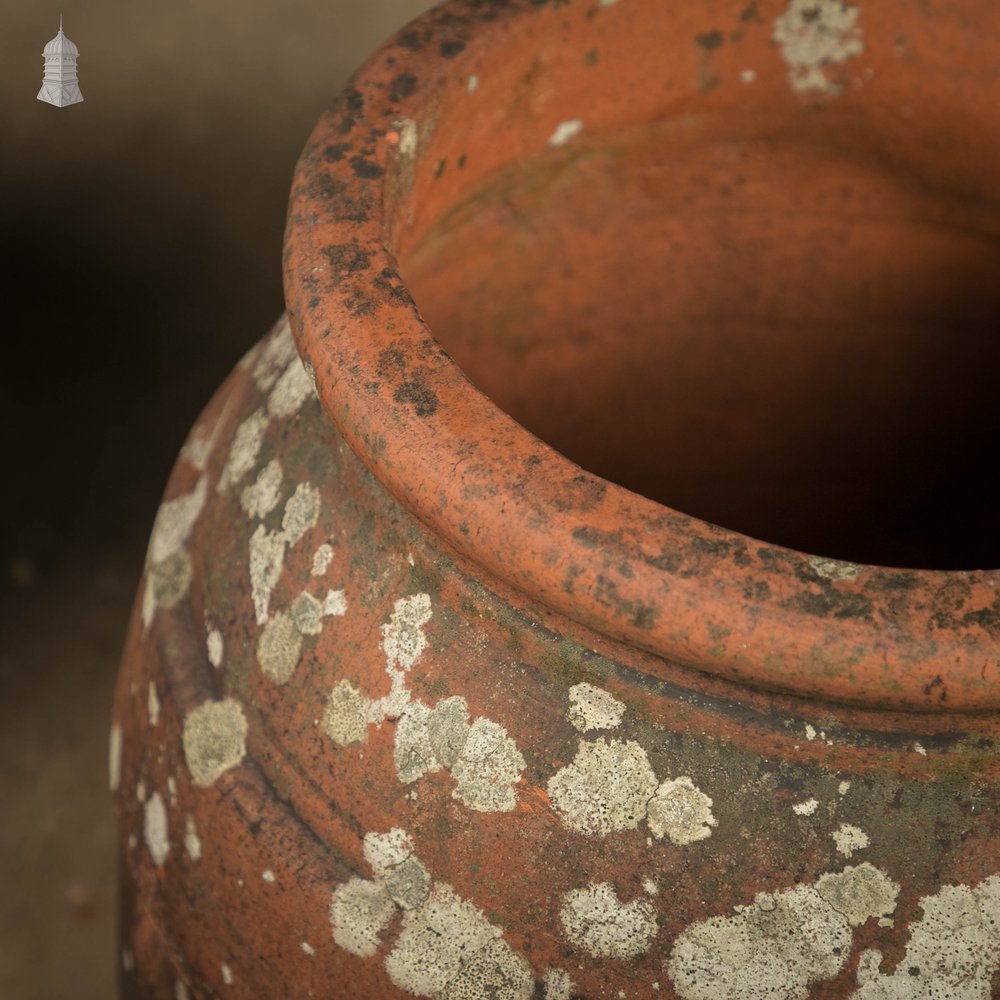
[282,0,1000,712]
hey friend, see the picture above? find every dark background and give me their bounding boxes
[0,2,430,995]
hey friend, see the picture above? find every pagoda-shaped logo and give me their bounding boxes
[38,16,83,108]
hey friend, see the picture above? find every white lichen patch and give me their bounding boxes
[218,409,268,492]
[385,883,531,999]
[268,356,315,419]
[667,864,899,1000]
[300,941,315,956]
[184,815,202,861]
[838,780,851,796]
[547,738,658,836]
[323,588,347,617]
[324,680,371,747]
[560,882,658,959]
[240,459,283,519]
[543,968,575,1000]
[394,701,441,784]
[251,318,297,391]
[311,543,334,575]
[808,555,860,581]
[147,682,161,726]
[364,828,416,878]
[853,875,1000,999]
[568,682,626,732]
[249,525,287,625]
[182,698,248,786]
[382,593,433,670]
[207,627,224,668]
[282,482,321,547]
[109,724,123,791]
[450,717,526,813]
[397,118,419,158]
[384,856,432,912]
[647,776,717,845]
[290,590,324,635]
[814,863,899,927]
[143,549,194,628]
[332,827,531,998]
[793,798,819,816]
[221,963,234,985]
[262,869,276,884]
[832,823,869,857]
[149,477,208,565]
[772,0,863,96]
[144,791,169,866]
[393,696,524,812]
[329,877,396,957]
[257,610,304,684]
[548,119,583,148]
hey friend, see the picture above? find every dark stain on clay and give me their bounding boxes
[440,39,466,58]
[393,370,440,417]
[349,156,384,180]
[390,72,419,102]
[396,29,423,52]
[323,143,351,163]
[696,29,725,50]
[322,244,373,274]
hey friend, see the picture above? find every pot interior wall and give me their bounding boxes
[393,1,1000,570]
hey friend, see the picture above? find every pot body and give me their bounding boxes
[113,313,1000,999]
[113,0,1000,996]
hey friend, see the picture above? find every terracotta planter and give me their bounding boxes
[113,0,1000,997]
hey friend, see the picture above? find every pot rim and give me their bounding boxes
[282,0,1000,713]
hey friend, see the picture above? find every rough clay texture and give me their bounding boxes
[181,698,248,787]
[560,882,658,959]
[668,864,900,1000]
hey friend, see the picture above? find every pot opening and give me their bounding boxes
[395,81,1000,572]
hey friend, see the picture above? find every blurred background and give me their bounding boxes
[0,1,431,995]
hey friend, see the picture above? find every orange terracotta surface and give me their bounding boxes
[115,1,1000,998]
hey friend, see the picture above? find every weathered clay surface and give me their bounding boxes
[114,0,1000,997]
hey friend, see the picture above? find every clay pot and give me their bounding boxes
[113,0,1000,997]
